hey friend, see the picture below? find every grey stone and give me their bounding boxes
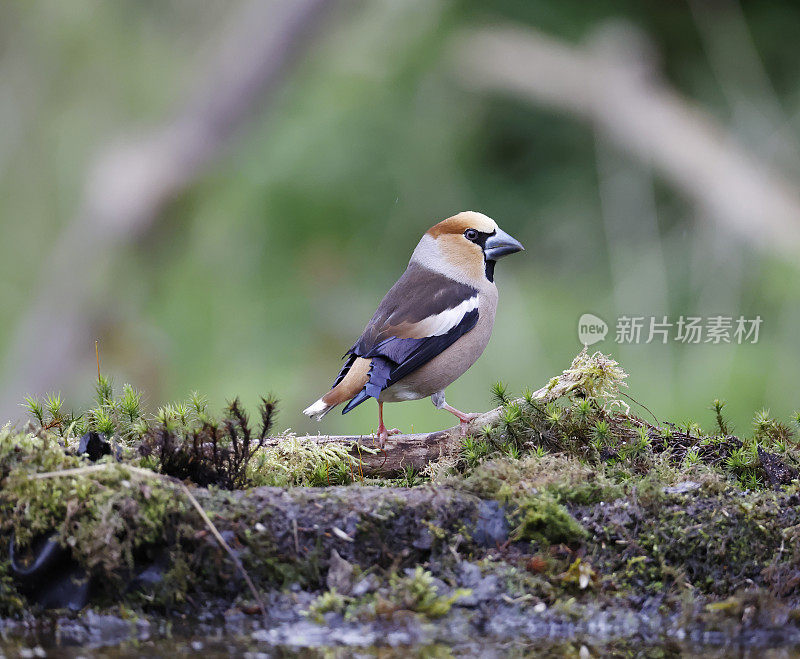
[663,481,701,494]
[326,549,355,595]
[351,574,379,597]
[473,500,509,547]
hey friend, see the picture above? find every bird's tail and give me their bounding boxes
[302,397,335,421]
[302,356,372,422]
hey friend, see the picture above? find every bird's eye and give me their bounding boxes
[464,229,479,242]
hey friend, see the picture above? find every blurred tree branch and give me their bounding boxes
[456,23,800,255]
[0,0,335,419]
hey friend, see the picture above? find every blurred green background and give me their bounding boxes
[2,0,800,437]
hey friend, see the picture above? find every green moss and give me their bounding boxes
[386,567,470,619]
[0,428,184,587]
[23,377,147,444]
[511,493,587,546]
[248,434,362,487]
[549,479,624,506]
[307,588,347,622]
[304,567,471,624]
[482,373,800,493]
[584,488,800,596]
[0,560,25,615]
[0,425,322,608]
[453,453,622,527]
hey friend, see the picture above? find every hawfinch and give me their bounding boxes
[302,211,523,446]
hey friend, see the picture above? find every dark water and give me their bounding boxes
[4,612,800,659]
[4,639,800,658]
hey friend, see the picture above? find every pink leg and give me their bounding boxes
[442,403,481,437]
[376,401,401,448]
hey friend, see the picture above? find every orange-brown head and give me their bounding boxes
[412,211,523,285]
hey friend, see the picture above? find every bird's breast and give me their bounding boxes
[379,287,498,402]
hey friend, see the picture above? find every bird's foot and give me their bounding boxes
[442,404,482,436]
[375,426,401,448]
[457,413,481,436]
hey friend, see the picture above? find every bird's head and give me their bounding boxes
[411,211,524,284]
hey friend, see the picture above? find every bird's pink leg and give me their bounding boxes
[376,401,401,448]
[442,403,481,436]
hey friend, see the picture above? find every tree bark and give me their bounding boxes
[274,406,505,477]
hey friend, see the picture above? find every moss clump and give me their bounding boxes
[533,347,629,412]
[305,568,471,624]
[582,488,800,596]
[307,588,347,622]
[457,453,623,506]
[23,376,147,444]
[383,567,470,619]
[139,396,277,489]
[0,427,185,596]
[511,493,587,546]
[248,434,361,487]
[0,559,25,615]
[451,454,615,550]
[477,367,799,493]
[21,379,362,491]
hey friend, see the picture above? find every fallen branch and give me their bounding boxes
[271,406,510,478]
[285,349,629,477]
[271,417,497,478]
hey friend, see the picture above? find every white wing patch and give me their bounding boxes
[413,295,478,337]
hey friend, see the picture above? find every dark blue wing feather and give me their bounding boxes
[332,353,357,388]
[341,388,370,414]
[341,308,479,414]
[341,358,391,414]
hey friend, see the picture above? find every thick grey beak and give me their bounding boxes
[484,228,524,261]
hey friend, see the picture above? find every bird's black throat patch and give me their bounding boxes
[485,259,496,282]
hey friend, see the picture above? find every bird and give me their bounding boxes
[302,211,524,446]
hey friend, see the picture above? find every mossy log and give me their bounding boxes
[279,348,626,478]
[267,406,505,477]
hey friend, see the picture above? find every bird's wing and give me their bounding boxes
[340,264,479,413]
[331,353,357,389]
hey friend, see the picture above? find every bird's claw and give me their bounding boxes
[375,427,401,448]
[457,413,481,437]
